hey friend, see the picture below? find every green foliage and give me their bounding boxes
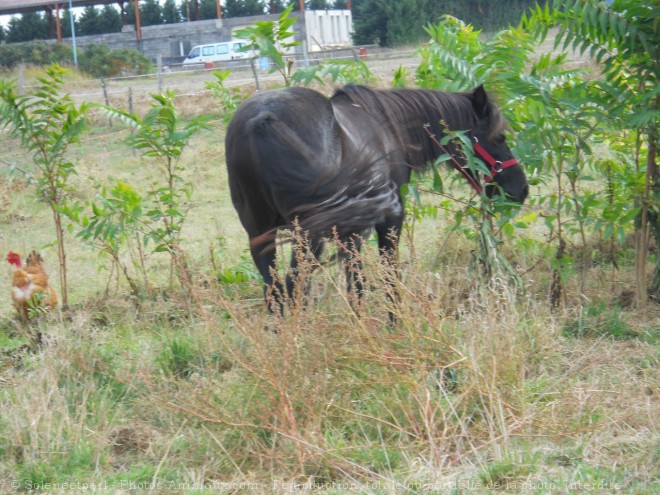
[63,180,147,296]
[0,40,150,77]
[157,337,201,379]
[0,64,89,304]
[290,59,375,86]
[391,64,410,88]
[479,451,539,488]
[524,0,659,302]
[4,12,49,43]
[563,302,639,341]
[78,44,154,78]
[223,0,267,18]
[78,6,103,36]
[95,91,209,289]
[213,237,262,286]
[234,4,301,85]
[352,0,539,47]
[0,41,73,69]
[140,0,164,26]
[205,69,242,123]
[66,90,210,295]
[64,91,210,294]
[415,12,657,304]
[78,5,122,35]
[162,0,181,23]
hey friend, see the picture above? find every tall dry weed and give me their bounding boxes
[144,236,606,485]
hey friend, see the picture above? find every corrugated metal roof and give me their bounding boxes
[0,0,121,16]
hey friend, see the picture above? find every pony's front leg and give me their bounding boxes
[376,217,403,321]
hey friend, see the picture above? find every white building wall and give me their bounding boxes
[304,10,353,51]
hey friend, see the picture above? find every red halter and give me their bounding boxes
[424,126,519,195]
[472,136,519,183]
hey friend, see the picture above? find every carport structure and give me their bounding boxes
[0,0,225,42]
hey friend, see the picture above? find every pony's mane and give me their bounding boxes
[332,85,507,168]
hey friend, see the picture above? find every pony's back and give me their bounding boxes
[225,87,400,244]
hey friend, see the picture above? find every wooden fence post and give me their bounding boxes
[101,79,113,127]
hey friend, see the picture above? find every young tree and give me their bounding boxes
[528,0,659,306]
[234,3,300,85]
[0,65,89,306]
[100,92,209,290]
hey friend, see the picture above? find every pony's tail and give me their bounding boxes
[289,165,402,241]
[246,111,402,245]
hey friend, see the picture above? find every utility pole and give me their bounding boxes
[133,0,142,41]
[68,0,77,66]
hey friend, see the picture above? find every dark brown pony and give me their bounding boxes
[225,85,528,309]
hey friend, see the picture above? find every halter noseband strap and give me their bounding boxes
[472,136,519,183]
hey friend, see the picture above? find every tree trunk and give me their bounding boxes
[52,208,68,306]
[647,126,659,298]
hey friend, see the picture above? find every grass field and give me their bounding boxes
[0,65,658,495]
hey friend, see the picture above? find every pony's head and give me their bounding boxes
[469,86,529,203]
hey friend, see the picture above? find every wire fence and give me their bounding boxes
[1,46,420,173]
[12,47,419,109]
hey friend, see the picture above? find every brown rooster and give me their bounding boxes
[7,250,58,319]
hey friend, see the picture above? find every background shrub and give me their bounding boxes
[78,44,153,78]
[0,41,152,78]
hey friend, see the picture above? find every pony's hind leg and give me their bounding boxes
[339,235,366,314]
[250,241,287,314]
[285,237,324,304]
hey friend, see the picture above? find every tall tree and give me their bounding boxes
[200,0,218,19]
[163,0,181,23]
[6,13,49,42]
[141,0,163,26]
[268,0,289,13]
[78,6,102,35]
[99,5,122,33]
[351,0,387,45]
[352,0,541,46]
[223,0,266,18]
[60,9,75,38]
[308,0,333,9]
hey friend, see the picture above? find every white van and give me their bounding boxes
[183,39,254,65]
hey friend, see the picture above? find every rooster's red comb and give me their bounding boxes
[6,252,22,268]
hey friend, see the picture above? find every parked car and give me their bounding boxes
[182,39,255,65]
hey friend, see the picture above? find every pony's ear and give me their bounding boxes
[472,85,489,118]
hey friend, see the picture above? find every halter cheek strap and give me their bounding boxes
[472,137,519,183]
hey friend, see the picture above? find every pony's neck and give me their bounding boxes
[371,88,478,169]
